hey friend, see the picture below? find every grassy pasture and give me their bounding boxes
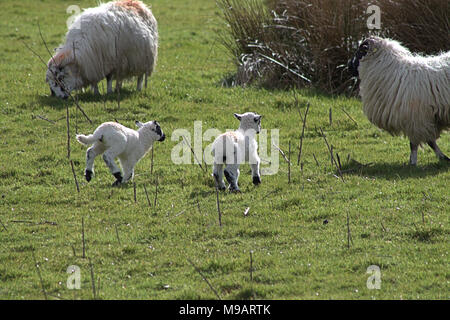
[0,0,448,299]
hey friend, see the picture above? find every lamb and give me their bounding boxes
[76,120,165,186]
[46,0,158,99]
[348,36,450,165]
[212,112,262,192]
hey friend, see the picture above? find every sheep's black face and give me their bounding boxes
[348,39,370,77]
[46,65,70,99]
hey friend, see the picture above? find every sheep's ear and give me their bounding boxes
[254,115,262,122]
[135,121,144,128]
[234,113,242,121]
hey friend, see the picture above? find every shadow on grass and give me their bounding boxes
[340,159,449,180]
[35,89,137,109]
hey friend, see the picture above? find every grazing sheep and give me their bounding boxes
[76,120,165,186]
[212,112,262,192]
[46,0,158,99]
[348,36,450,165]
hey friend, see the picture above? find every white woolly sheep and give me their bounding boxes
[348,36,450,165]
[212,112,262,192]
[76,120,165,186]
[46,0,158,99]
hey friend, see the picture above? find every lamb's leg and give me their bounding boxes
[427,140,450,162]
[224,164,241,192]
[106,74,113,94]
[102,149,123,186]
[409,142,418,165]
[213,163,226,191]
[85,143,105,182]
[120,159,135,184]
[250,160,261,185]
[137,75,144,91]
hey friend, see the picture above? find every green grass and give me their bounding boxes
[0,0,448,300]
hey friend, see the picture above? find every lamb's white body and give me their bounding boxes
[350,36,450,165]
[46,0,158,99]
[212,112,262,192]
[76,120,165,186]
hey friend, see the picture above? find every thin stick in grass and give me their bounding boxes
[153,176,158,207]
[0,219,7,231]
[341,107,358,126]
[88,257,96,299]
[346,212,353,249]
[187,257,221,300]
[319,128,344,182]
[143,184,151,207]
[288,140,291,184]
[115,224,121,245]
[133,182,137,203]
[249,250,254,282]
[81,217,86,259]
[182,135,204,172]
[297,102,310,165]
[215,186,222,227]
[69,160,80,193]
[32,250,48,300]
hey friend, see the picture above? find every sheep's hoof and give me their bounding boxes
[252,176,261,185]
[217,185,226,191]
[112,180,122,187]
[229,187,241,193]
[85,170,93,182]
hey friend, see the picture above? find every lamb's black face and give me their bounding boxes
[154,121,165,141]
[348,39,370,77]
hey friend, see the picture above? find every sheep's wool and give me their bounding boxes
[358,37,450,145]
[48,0,157,89]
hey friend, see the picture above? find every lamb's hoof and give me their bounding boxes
[85,170,93,182]
[112,172,123,187]
[252,176,261,185]
[217,185,226,191]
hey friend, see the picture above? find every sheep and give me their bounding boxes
[212,112,262,192]
[46,0,158,99]
[76,120,165,186]
[348,36,450,165]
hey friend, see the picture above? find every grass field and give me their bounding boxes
[0,0,448,300]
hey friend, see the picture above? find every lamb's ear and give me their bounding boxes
[135,121,144,128]
[234,113,242,121]
[254,115,262,122]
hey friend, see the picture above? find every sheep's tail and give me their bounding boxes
[76,134,97,146]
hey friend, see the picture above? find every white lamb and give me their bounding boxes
[76,120,165,186]
[212,112,262,192]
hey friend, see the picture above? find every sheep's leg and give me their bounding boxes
[91,84,100,95]
[427,140,450,162]
[409,142,418,165]
[102,149,123,186]
[213,163,226,191]
[115,80,122,93]
[224,164,241,192]
[137,75,144,91]
[84,143,105,182]
[106,74,113,94]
